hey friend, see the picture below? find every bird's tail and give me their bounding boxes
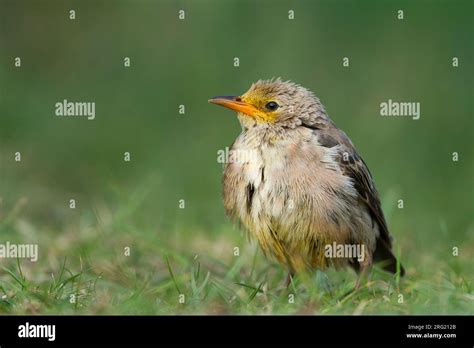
[373,238,405,276]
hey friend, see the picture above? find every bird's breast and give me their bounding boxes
[223,129,356,251]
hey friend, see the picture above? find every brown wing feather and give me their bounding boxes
[307,121,404,275]
[340,149,393,248]
[308,121,392,246]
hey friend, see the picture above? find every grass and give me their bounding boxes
[0,194,472,315]
[1,0,472,316]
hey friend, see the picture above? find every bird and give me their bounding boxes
[209,78,405,287]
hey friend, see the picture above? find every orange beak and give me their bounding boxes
[208,96,260,117]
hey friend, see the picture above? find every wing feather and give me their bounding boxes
[305,121,393,247]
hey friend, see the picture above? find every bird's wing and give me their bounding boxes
[305,120,393,248]
[303,119,404,274]
[338,146,393,248]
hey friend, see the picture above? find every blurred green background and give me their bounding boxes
[0,0,472,314]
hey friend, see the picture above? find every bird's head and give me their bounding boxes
[209,78,327,129]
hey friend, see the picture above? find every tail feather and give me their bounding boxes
[374,238,405,276]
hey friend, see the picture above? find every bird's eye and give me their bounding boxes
[265,101,279,111]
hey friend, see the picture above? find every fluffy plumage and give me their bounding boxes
[213,79,405,277]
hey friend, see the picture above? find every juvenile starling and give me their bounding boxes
[209,79,405,284]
